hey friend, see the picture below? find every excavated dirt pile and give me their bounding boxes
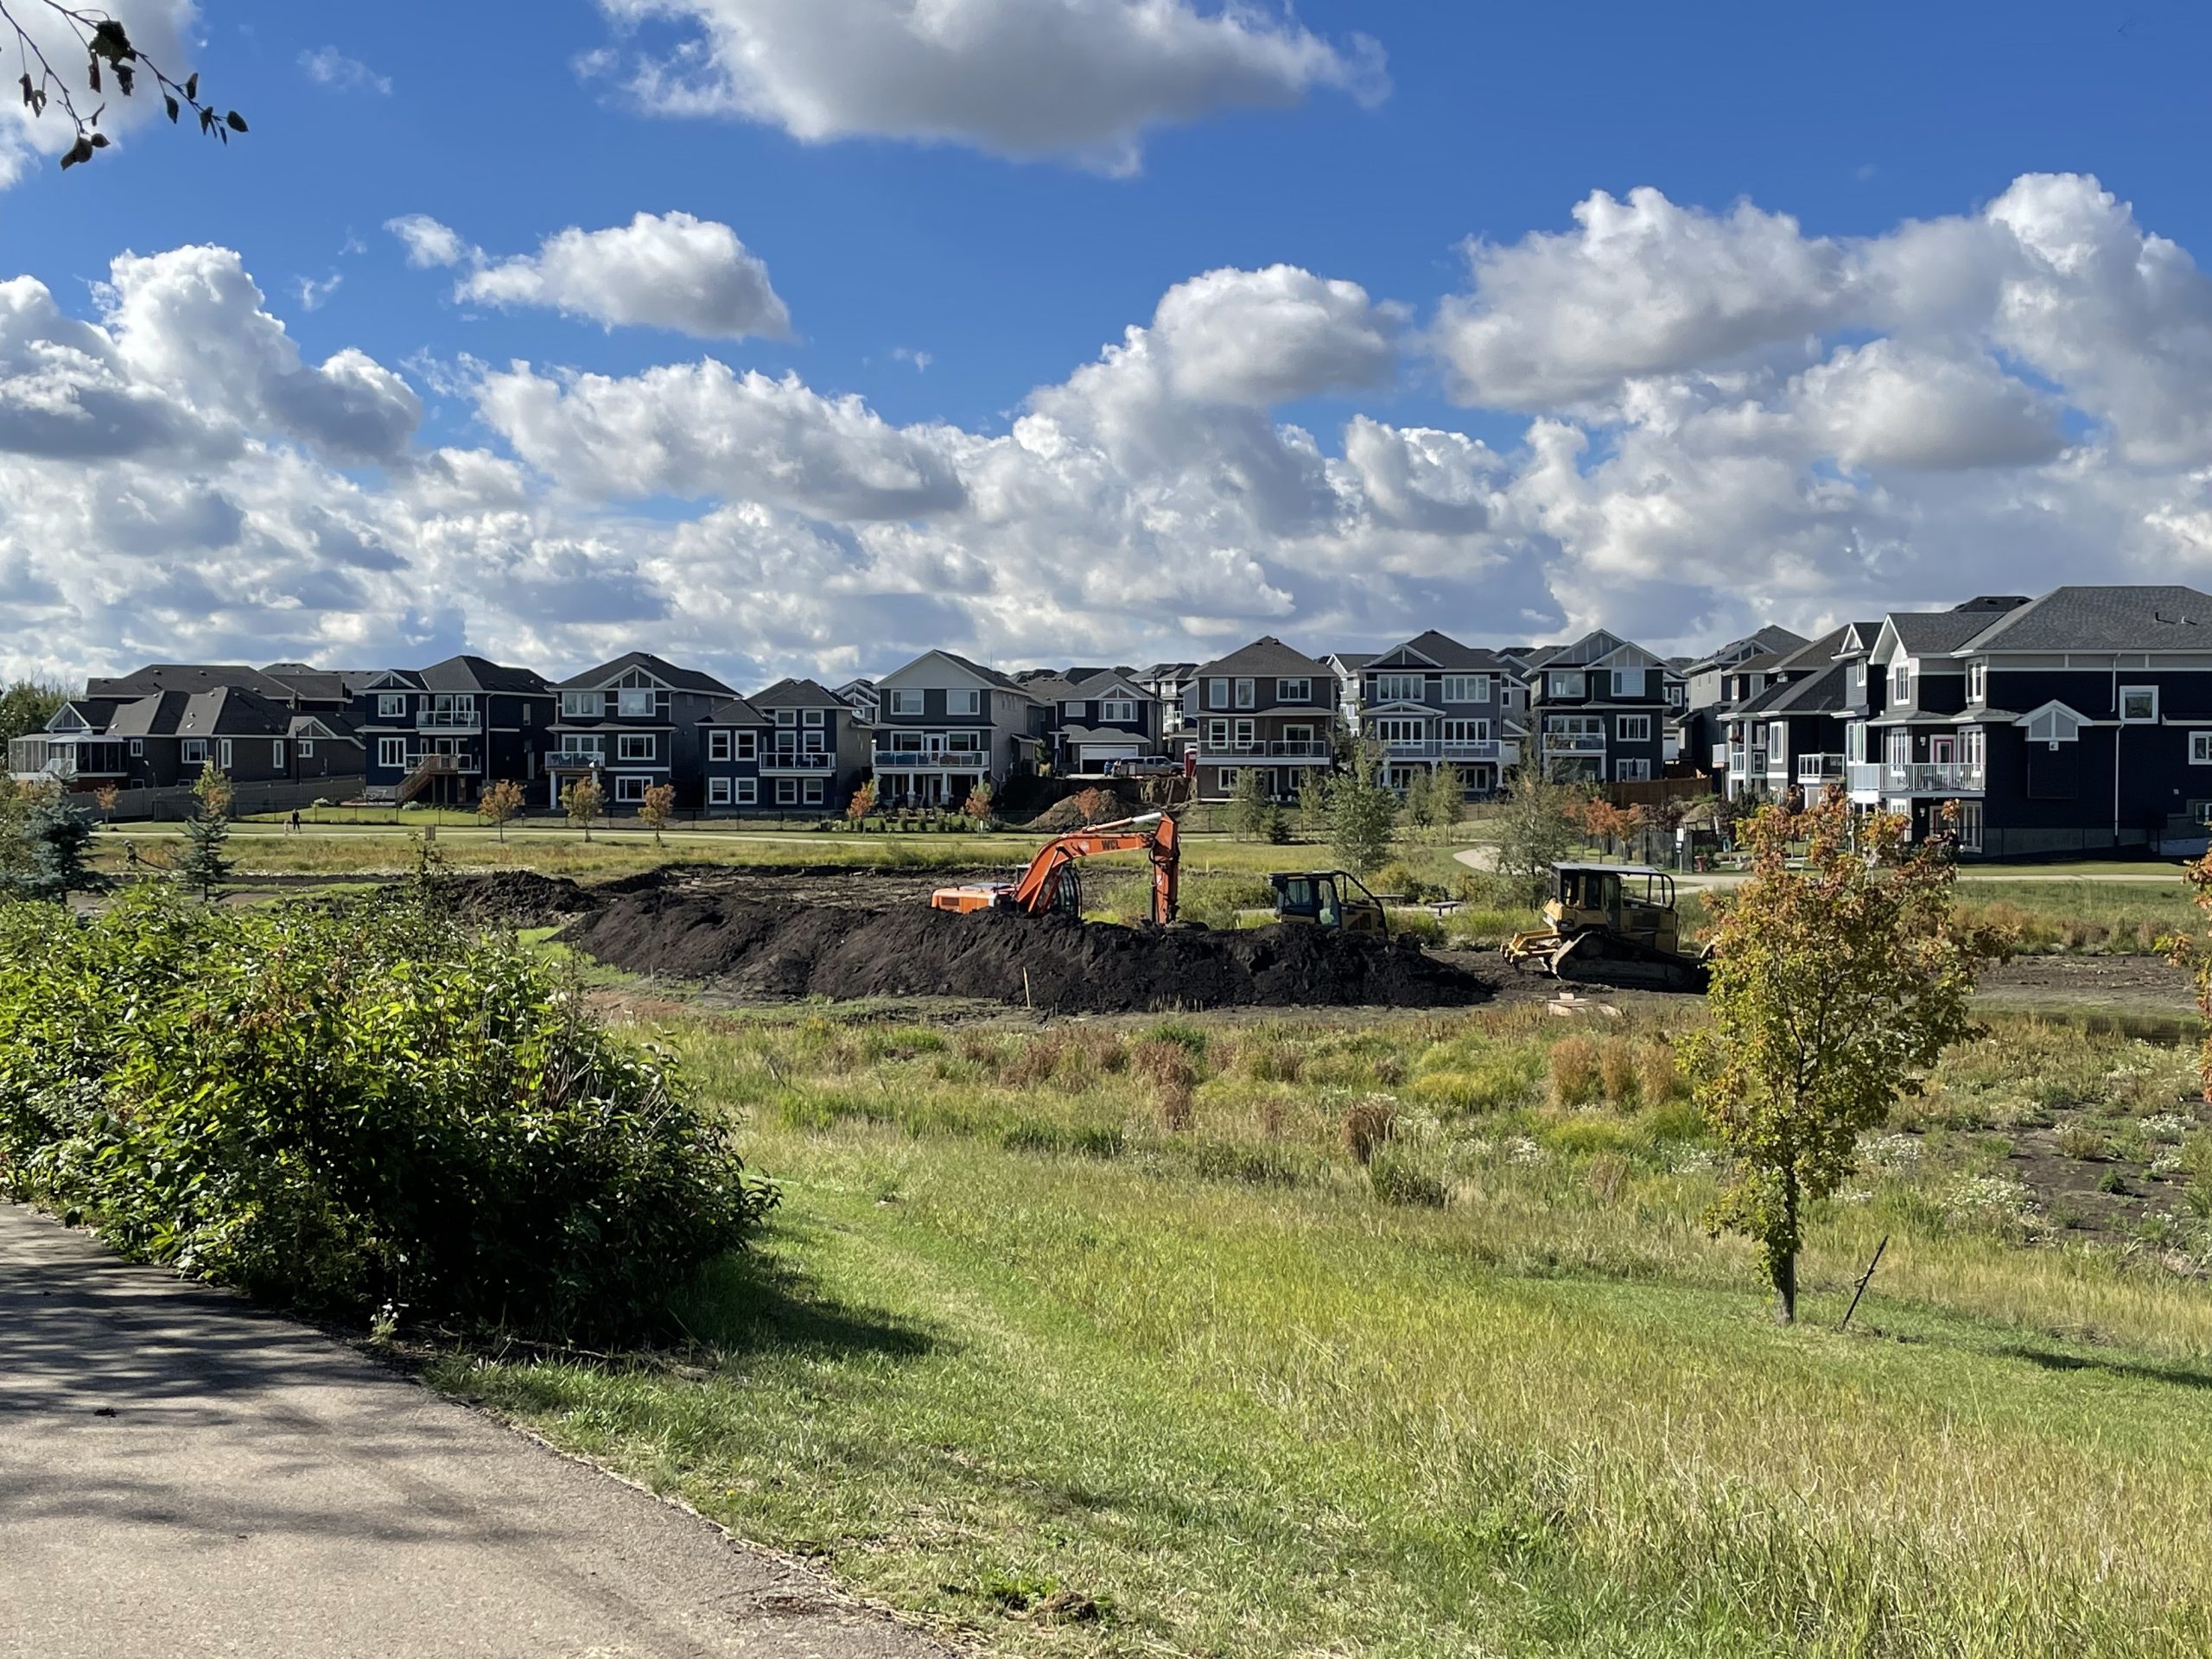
[565,891,1490,1013]
[445,870,594,925]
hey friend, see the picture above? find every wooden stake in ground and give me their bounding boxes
[1839,1235,1888,1332]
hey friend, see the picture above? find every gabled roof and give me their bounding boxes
[261,665,373,703]
[700,695,771,727]
[100,686,296,740]
[1138,661,1198,679]
[415,654,551,695]
[1024,674,1084,704]
[1326,651,1378,672]
[1770,625,1855,674]
[87,664,297,702]
[1736,660,1851,719]
[1192,636,1331,678]
[1684,625,1810,675]
[1956,585,2212,654]
[1369,630,1505,673]
[879,649,1036,697]
[288,713,362,743]
[751,677,848,709]
[556,651,735,696]
[51,697,124,733]
[1070,669,1152,700]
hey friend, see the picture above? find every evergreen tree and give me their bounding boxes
[1295,770,1330,842]
[9,793,109,901]
[1228,766,1275,841]
[177,765,233,902]
[1426,762,1465,839]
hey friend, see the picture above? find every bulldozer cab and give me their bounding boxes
[1268,870,1388,938]
[1548,863,1681,955]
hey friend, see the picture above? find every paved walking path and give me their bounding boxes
[0,1204,946,1659]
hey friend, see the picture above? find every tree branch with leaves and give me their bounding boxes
[3,2,244,170]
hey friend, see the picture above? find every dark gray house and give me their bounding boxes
[696,694,772,815]
[753,677,871,813]
[1185,637,1338,803]
[1027,668,1162,772]
[11,686,362,797]
[549,652,736,811]
[1358,630,1509,798]
[1522,630,1674,785]
[871,651,1039,807]
[354,656,556,806]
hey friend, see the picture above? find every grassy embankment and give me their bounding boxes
[437,1001,2212,1658]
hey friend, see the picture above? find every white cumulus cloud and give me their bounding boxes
[592,0,1386,175]
[299,46,391,95]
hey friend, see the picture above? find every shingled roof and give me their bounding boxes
[1955,585,2212,654]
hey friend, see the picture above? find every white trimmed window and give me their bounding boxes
[2120,685,2159,723]
[709,778,733,804]
[1235,678,1255,709]
[378,693,409,719]
[182,739,208,764]
[1442,719,1491,745]
[271,741,285,767]
[1102,698,1135,722]
[1548,671,1586,699]
[1615,759,1653,781]
[776,779,797,804]
[219,740,232,768]
[559,691,601,720]
[614,775,647,803]
[299,740,315,760]
[1442,675,1489,703]
[1063,700,1086,719]
[737,730,758,760]
[618,734,655,761]
[1217,768,1236,792]
[1611,669,1641,697]
[1967,661,1986,703]
[1278,677,1311,703]
[2191,732,2212,766]
[1207,677,1230,709]
[709,730,733,762]
[1207,719,1230,749]
[378,737,406,768]
[617,688,656,718]
[776,709,798,728]
[1375,674,1422,702]
[950,689,981,715]
[1891,664,1912,703]
[130,738,144,756]
[889,690,924,716]
[1957,800,1984,853]
[736,779,757,804]
[804,780,823,804]
[1617,715,1652,742]
[804,709,825,727]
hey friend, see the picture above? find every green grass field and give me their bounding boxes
[433,1003,2212,1657]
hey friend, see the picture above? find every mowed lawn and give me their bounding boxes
[439,1007,2212,1658]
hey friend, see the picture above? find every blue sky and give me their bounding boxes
[8,0,2212,683]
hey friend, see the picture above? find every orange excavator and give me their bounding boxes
[930,811,1180,925]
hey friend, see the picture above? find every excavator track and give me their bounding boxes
[1507,926,1710,994]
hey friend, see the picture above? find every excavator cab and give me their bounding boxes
[1268,870,1389,938]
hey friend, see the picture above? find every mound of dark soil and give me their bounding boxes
[1022,785,1141,833]
[565,893,1490,1013]
[446,870,594,925]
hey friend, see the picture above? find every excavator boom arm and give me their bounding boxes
[1008,811,1180,923]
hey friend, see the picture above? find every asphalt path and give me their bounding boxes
[0,1204,947,1659]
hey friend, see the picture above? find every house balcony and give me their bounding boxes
[1848,761,1984,796]
[1196,741,1332,762]
[406,752,481,776]
[417,710,481,731]
[10,737,128,783]
[1381,739,1502,761]
[1796,753,1848,785]
[546,750,607,771]
[874,748,992,772]
[760,750,836,773]
[1541,732,1608,753]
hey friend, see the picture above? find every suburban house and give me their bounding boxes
[10,686,362,795]
[548,652,736,811]
[869,652,1040,807]
[1680,626,1808,777]
[1184,637,1338,802]
[1023,669,1163,773]
[1522,631,1675,785]
[1138,663,1198,740]
[1841,587,2212,858]
[85,661,366,721]
[1357,631,1510,797]
[751,677,871,813]
[696,694,772,815]
[1719,627,1864,800]
[355,656,556,806]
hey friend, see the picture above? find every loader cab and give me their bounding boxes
[1268,870,1389,938]
[1548,863,1681,955]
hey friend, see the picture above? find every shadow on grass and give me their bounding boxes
[667,1248,938,1363]
[1995,1344,2212,1391]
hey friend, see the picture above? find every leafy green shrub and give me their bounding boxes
[1369,1151,1448,1208]
[0,887,772,1337]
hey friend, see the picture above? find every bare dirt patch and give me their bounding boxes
[564,890,1493,1014]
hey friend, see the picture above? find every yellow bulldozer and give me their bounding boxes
[1503,862,1712,992]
